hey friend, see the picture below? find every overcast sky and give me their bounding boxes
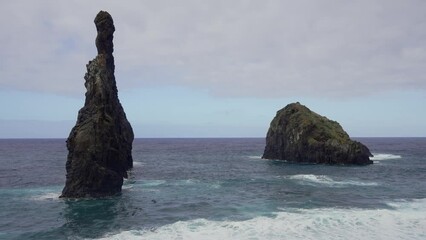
[1,0,425,138]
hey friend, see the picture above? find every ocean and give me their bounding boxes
[0,138,425,239]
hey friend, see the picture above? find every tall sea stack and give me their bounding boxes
[61,11,134,198]
[262,102,373,165]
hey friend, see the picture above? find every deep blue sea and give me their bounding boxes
[0,138,425,239]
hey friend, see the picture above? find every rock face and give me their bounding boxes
[262,102,373,165]
[61,11,134,198]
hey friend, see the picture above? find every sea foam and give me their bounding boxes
[31,192,61,201]
[371,153,402,161]
[96,198,426,240]
[288,174,378,187]
[132,161,144,167]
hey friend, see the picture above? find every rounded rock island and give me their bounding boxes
[262,102,373,165]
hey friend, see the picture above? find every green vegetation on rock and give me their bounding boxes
[263,102,373,165]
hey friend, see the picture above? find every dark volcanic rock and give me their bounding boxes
[61,11,134,198]
[262,102,373,165]
[95,11,115,55]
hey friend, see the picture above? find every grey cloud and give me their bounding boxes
[1,0,426,97]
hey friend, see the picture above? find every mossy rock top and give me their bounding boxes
[263,102,373,165]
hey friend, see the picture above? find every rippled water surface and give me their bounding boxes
[0,138,425,239]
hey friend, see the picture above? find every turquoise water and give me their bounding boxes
[0,138,425,239]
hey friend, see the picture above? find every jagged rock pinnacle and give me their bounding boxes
[95,11,115,55]
[61,11,134,198]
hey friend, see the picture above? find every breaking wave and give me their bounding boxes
[288,174,378,187]
[96,198,426,240]
[371,154,402,161]
[31,192,61,201]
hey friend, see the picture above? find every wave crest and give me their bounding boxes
[31,192,60,201]
[97,199,426,240]
[371,154,402,161]
[288,174,378,187]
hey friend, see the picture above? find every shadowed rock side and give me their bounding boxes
[262,102,373,165]
[61,11,134,198]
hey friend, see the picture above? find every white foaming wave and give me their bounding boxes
[248,155,262,159]
[31,192,61,201]
[123,180,166,192]
[133,161,144,167]
[170,179,199,186]
[141,180,167,187]
[288,174,378,187]
[96,199,426,240]
[131,179,221,190]
[174,179,223,189]
[371,153,402,161]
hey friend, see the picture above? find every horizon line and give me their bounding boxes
[1,136,425,140]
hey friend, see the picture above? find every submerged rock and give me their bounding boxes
[262,102,373,165]
[61,11,134,198]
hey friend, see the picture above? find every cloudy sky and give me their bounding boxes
[1,0,425,138]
